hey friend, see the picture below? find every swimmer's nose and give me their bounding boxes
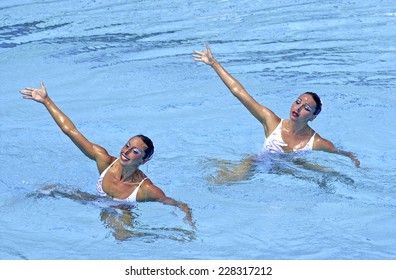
[296,105,303,112]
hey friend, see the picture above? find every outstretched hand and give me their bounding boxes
[335,149,361,168]
[19,81,48,103]
[193,44,216,66]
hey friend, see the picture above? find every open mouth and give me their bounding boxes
[120,153,130,161]
[292,111,299,118]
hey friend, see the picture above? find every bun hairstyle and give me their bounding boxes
[304,92,322,115]
[135,134,154,161]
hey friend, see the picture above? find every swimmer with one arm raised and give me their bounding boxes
[19,82,193,226]
[193,44,360,168]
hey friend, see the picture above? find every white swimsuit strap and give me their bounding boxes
[99,159,118,179]
[96,159,119,196]
[306,133,316,149]
[128,177,148,202]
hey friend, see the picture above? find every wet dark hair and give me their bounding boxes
[304,92,322,115]
[135,134,154,161]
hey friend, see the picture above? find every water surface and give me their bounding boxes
[1,0,395,259]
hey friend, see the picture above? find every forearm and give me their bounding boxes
[210,60,269,123]
[336,149,360,168]
[211,59,247,98]
[159,197,193,226]
[42,97,103,161]
[43,97,77,136]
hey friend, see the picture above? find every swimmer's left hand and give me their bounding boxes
[336,149,360,168]
[353,157,361,168]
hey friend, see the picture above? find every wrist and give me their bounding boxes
[209,58,217,67]
[43,96,52,106]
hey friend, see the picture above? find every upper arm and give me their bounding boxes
[211,60,280,134]
[137,180,166,202]
[313,135,360,167]
[231,88,280,136]
[137,180,184,206]
[313,134,336,152]
[67,129,114,173]
[68,129,102,157]
[137,180,194,224]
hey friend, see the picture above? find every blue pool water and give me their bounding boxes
[1,0,396,260]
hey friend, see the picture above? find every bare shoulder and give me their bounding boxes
[94,146,116,173]
[313,133,336,152]
[137,178,166,202]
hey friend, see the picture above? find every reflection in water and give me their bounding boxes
[205,156,256,185]
[100,206,195,242]
[203,152,355,192]
[27,184,196,242]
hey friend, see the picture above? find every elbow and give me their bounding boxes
[60,124,76,136]
[230,84,243,96]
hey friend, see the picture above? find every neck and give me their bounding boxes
[118,163,140,182]
[286,119,309,134]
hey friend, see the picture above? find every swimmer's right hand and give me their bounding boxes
[193,43,216,66]
[20,81,48,103]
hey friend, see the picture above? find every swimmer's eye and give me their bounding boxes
[295,99,301,104]
[132,148,142,155]
[125,142,130,147]
[304,104,313,112]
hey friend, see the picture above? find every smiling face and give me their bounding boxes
[119,136,148,166]
[289,94,318,123]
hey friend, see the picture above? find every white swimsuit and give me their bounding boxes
[264,120,316,153]
[96,159,147,203]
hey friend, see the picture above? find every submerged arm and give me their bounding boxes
[139,181,194,227]
[334,149,360,168]
[158,197,194,227]
[314,136,360,168]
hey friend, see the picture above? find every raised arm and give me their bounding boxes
[19,82,112,172]
[193,44,280,133]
